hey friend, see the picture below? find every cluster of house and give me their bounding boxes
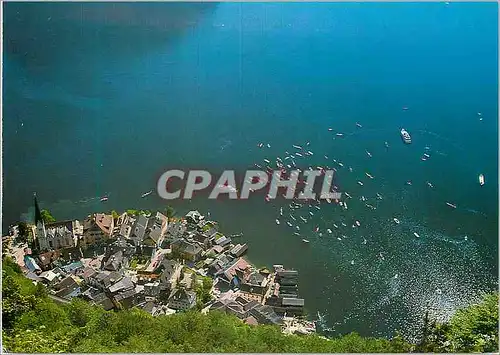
[10,206,311,332]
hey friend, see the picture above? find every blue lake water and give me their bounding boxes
[3,2,498,339]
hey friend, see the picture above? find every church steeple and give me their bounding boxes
[34,193,43,226]
[33,193,48,251]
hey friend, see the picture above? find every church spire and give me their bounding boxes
[34,193,43,226]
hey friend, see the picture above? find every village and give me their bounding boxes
[3,196,316,336]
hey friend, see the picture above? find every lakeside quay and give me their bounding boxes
[4,197,316,336]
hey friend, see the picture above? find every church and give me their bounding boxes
[33,194,82,252]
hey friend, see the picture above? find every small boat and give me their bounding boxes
[423,153,430,158]
[100,196,109,202]
[295,152,303,157]
[406,181,412,186]
[366,150,372,158]
[290,215,296,221]
[479,174,485,186]
[296,225,301,231]
[314,205,321,210]
[328,128,333,131]
[309,211,314,216]
[356,122,362,128]
[280,207,283,216]
[293,145,303,150]
[365,172,374,179]
[267,143,271,148]
[141,190,153,198]
[376,193,383,200]
[393,218,400,224]
[413,232,420,238]
[350,260,355,265]
[294,232,301,236]
[306,142,310,146]
[314,226,320,232]
[384,141,389,148]
[355,220,361,227]
[357,181,364,186]
[336,133,344,137]
[344,192,352,199]
[307,151,314,156]
[400,128,412,144]
[258,143,264,148]
[300,216,307,223]
[264,159,271,164]
[338,162,344,167]
[427,182,434,188]
[349,167,353,172]
[287,222,293,227]
[403,106,409,111]
[446,202,457,209]
[302,239,310,244]
[327,229,332,234]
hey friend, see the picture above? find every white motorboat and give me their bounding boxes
[479,174,485,186]
[446,202,457,209]
[400,128,412,144]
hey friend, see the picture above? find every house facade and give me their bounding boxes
[82,214,114,247]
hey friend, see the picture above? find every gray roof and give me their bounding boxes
[132,215,149,239]
[173,239,202,255]
[114,288,136,302]
[103,250,124,271]
[250,304,282,325]
[245,271,265,286]
[158,259,181,283]
[108,276,135,294]
[282,297,305,307]
[169,288,196,304]
[144,224,163,244]
[91,292,115,310]
[93,271,123,287]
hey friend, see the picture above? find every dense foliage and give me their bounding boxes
[40,209,56,224]
[419,293,499,353]
[1,256,497,353]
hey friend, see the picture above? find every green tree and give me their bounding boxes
[164,206,176,219]
[17,222,29,243]
[40,209,56,224]
[2,273,38,329]
[424,293,499,352]
[110,210,120,220]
